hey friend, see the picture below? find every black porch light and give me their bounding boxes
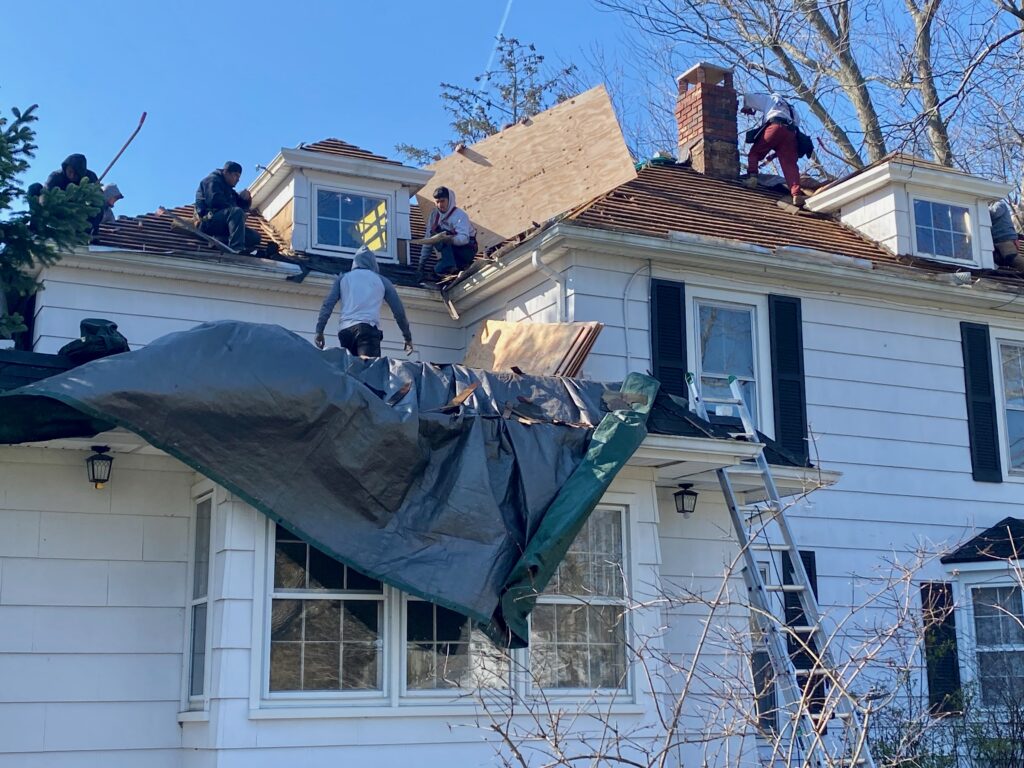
[674,483,699,518]
[86,446,114,489]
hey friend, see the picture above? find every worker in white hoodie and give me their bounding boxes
[419,185,477,277]
[314,247,414,357]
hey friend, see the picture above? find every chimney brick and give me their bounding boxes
[675,63,740,179]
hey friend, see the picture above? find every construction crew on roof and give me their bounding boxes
[314,246,414,358]
[194,161,261,254]
[742,93,804,207]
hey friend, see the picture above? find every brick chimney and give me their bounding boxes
[675,62,739,179]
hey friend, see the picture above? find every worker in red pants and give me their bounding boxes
[742,93,804,207]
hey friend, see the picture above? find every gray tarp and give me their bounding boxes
[0,321,655,647]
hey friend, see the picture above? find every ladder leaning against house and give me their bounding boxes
[686,374,876,768]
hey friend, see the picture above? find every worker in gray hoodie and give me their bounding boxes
[314,247,414,357]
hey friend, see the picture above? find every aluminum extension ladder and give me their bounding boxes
[686,374,876,768]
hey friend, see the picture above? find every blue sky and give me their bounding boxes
[3,0,631,215]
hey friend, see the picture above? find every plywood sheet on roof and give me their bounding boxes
[463,320,603,377]
[420,86,635,250]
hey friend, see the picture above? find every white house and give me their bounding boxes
[2,65,1023,767]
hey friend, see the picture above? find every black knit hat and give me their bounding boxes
[223,161,243,174]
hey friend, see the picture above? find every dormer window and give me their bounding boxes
[314,186,392,257]
[913,199,972,262]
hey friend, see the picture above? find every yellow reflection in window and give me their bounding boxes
[355,200,388,251]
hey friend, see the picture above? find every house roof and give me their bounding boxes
[941,517,1024,563]
[297,138,403,166]
[567,163,901,264]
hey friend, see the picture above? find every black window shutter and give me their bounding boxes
[921,582,962,714]
[782,550,826,715]
[769,295,809,465]
[960,322,1002,482]
[650,279,687,401]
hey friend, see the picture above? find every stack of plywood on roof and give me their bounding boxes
[420,86,636,250]
[463,320,603,377]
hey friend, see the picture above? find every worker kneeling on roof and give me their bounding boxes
[420,186,477,277]
[194,161,261,253]
[315,246,414,357]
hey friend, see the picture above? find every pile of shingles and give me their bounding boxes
[463,320,603,377]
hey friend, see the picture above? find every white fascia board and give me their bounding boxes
[59,249,443,310]
[248,152,291,209]
[807,161,1011,213]
[279,148,433,190]
[448,222,1024,321]
[633,433,763,467]
[724,464,842,495]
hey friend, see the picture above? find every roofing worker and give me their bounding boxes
[44,153,99,191]
[98,184,124,228]
[990,199,1023,270]
[314,246,414,357]
[194,161,260,253]
[741,93,804,207]
[420,186,477,277]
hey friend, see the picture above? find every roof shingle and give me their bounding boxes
[298,138,402,166]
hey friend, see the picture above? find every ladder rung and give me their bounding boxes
[786,625,819,634]
[700,396,743,405]
[766,584,805,593]
[750,543,793,552]
[810,710,852,721]
[795,667,830,676]
[836,759,867,766]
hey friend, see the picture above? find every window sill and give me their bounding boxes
[249,701,645,720]
[177,710,210,723]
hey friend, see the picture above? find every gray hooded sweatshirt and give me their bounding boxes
[316,248,412,342]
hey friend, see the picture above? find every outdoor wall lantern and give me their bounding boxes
[674,483,698,518]
[86,446,113,489]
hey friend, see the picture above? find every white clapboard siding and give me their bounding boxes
[0,447,192,762]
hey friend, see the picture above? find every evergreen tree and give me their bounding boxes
[1,103,102,340]
[397,36,578,165]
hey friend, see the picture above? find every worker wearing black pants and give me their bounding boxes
[338,323,384,357]
[201,206,261,252]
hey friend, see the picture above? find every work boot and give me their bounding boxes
[744,176,759,189]
[792,193,807,208]
[261,241,280,258]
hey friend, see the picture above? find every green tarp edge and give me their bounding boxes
[494,371,659,647]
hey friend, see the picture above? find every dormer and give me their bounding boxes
[248,139,432,263]
[805,154,1011,270]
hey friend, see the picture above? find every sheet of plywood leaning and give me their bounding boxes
[419,86,637,250]
[463,320,604,377]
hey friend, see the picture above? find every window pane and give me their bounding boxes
[934,229,953,258]
[700,376,758,427]
[973,586,1024,644]
[269,598,382,692]
[978,650,1024,707]
[190,603,207,696]
[308,548,344,591]
[1002,345,1024,408]
[317,217,340,246]
[1008,411,1024,470]
[317,189,339,219]
[340,195,362,221]
[913,199,930,226]
[193,499,211,599]
[953,233,972,260]
[951,206,970,234]
[916,226,934,255]
[546,508,623,597]
[931,203,951,231]
[405,601,508,690]
[346,567,383,592]
[274,542,306,589]
[699,304,754,377]
[529,604,626,690]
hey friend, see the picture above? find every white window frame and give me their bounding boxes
[687,287,774,437]
[994,334,1024,478]
[908,187,981,267]
[310,181,396,261]
[952,564,1024,708]
[181,482,215,712]
[252,502,642,711]
[526,504,632,699]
